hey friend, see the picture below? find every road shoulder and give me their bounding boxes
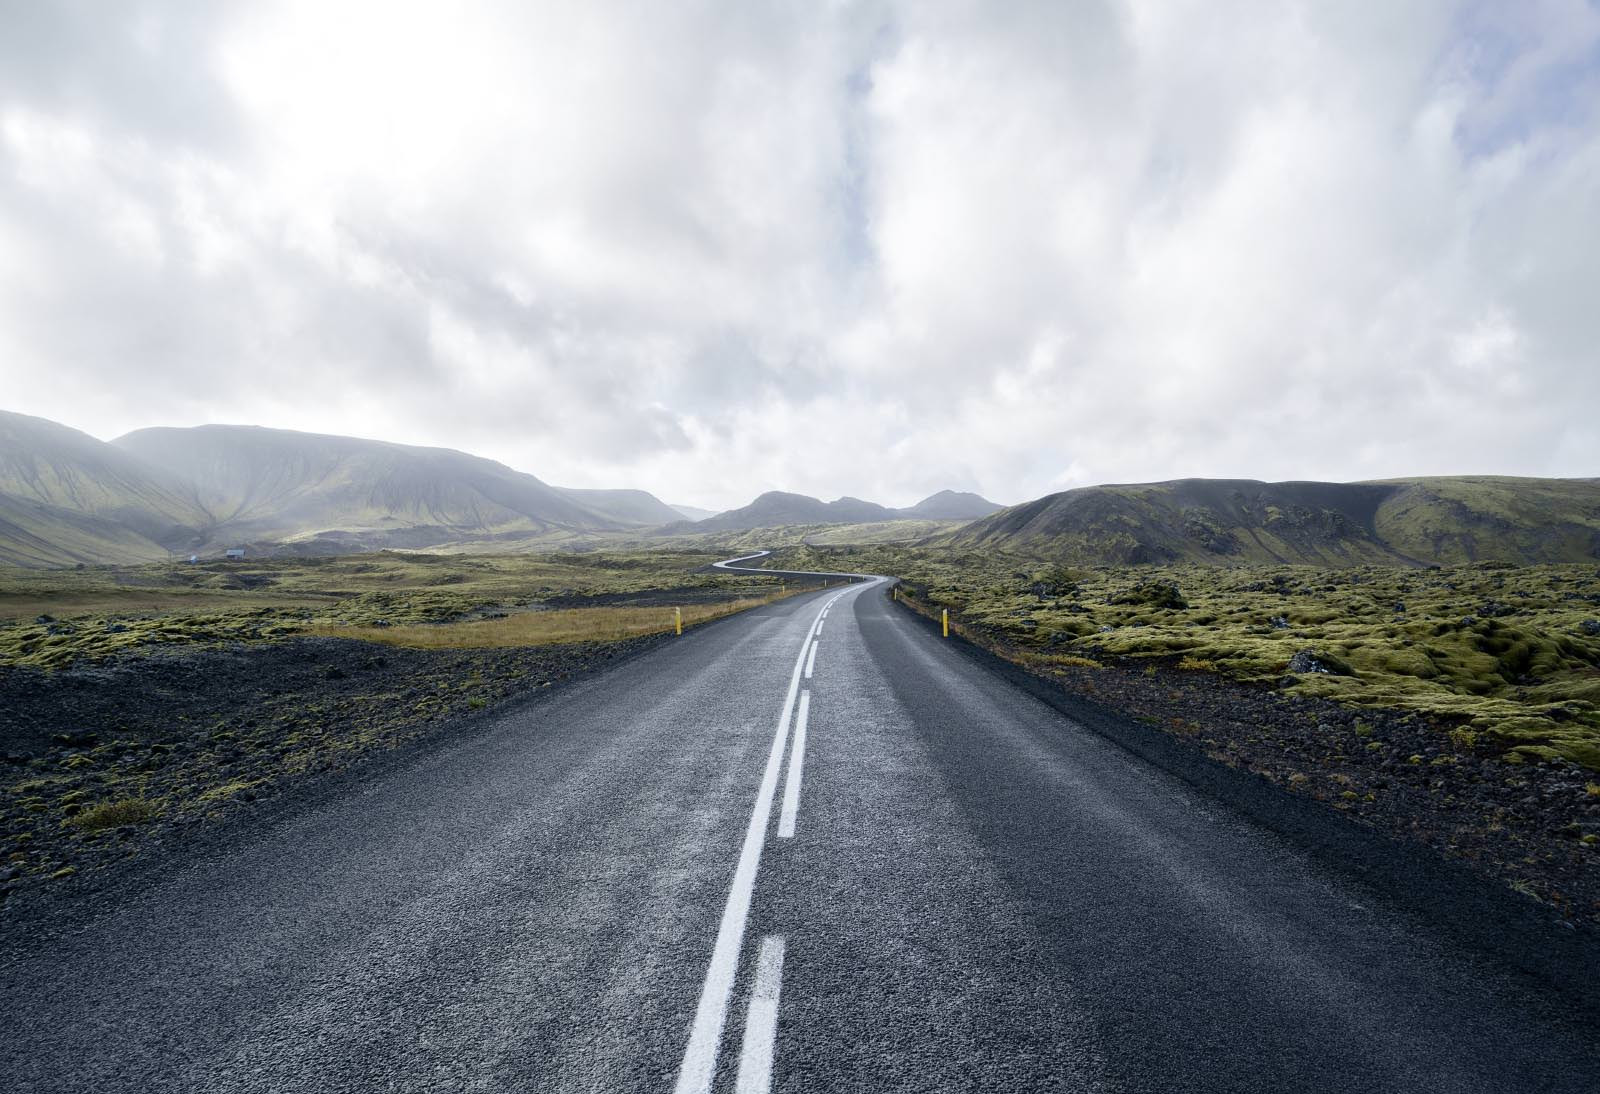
[881,584,1600,1020]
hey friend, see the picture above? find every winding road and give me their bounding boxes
[2,556,1596,1092]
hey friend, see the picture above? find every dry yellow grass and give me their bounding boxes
[312,593,793,650]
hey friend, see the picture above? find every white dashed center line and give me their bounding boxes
[777,690,810,840]
[672,588,843,1094]
[804,640,818,680]
[734,935,787,1094]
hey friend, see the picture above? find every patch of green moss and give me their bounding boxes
[773,545,1600,770]
[0,549,787,669]
[67,798,159,831]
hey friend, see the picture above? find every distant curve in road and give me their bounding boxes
[3,555,1596,1092]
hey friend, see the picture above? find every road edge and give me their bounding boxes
[882,582,1600,1022]
[0,589,832,953]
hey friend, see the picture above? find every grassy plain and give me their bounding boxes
[770,544,1600,769]
[316,594,793,649]
[0,549,788,669]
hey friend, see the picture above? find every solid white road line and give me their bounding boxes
[803,640,818,680]
[734,936,788,1094]
[777,691,811,839]
[673,590,843,1094]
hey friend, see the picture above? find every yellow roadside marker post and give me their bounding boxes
[942,608,949,637]
[675,606,683,635]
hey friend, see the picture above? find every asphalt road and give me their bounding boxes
[4,560,1597,1092]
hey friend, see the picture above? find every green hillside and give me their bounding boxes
[0,415,688,566]
[946,477,1600,566]
[1374,477,1600,564]
[0,411,210,566]
[554,487,684,526]
[5,408,1594,570]
[0,494,176,567]
[113,425,638,551]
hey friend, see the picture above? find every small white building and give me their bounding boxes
[225,548,246,559]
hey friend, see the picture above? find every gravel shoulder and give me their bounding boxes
[0,630,675,927]
[892,590,1600,931]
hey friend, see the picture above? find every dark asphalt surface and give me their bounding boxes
[4,564,1598,1092]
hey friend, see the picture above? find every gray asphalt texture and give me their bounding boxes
[3,573,1597,1092]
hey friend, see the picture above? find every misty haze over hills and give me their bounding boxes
[672,490,1002,534]
[0,411,1001,566]
[1,409,1596,570]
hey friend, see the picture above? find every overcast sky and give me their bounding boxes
[1,1,1597,509]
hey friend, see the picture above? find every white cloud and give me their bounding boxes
[0,0,1595,510]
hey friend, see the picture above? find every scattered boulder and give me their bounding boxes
[50,731,99,749]
[1269,615,1290,630]
[1580,620,1600,637]
[1287,649,1352,676]
[1028,566,1079,599]
[1114,581,1188,610]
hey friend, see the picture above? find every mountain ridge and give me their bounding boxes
[945,476,1600,566]
[3,409,1594,568]
[112,424,668,552]
[0,413,688,565]
[0,411,213,565]
[678,489,1003,533]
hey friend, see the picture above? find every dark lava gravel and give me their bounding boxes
[0,633,669,913]
[914,605,1600,928]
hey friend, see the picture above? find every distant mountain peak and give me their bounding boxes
[901,490,1003,520]
[682,487,1000,532]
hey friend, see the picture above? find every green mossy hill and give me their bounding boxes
[770,544,1600,770]
[942,476,1600,567]
[0,412,693,568]
[0,410,211,567]
[1373,477,1600,565]
[111,424,669,550]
